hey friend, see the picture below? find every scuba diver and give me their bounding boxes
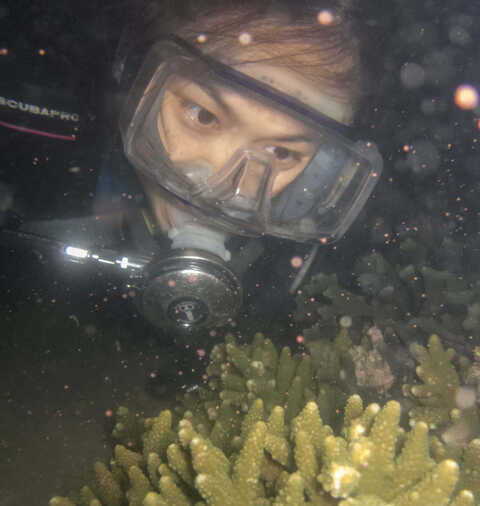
[0,0,382,333]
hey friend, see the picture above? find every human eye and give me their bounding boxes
[183,101,219,128]
[265,145,303,165]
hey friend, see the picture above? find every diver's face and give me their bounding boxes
[157,64,353,196]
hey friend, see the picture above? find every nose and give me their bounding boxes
[230,154,271,210]
[204,129,250,172]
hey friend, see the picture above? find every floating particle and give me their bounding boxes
[238,32,252,45]
[290,256,303,269]
[197,34,207,44]
[317,10,334,25]
[406,140,440,176]
[448,25,471,46]
[455,386,477,410]
[400,62,425,89]
[454,84,478,110]
[339,315,352,328]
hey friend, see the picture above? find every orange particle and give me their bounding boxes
[317,10,335,25]
[290,256,303,269]
[454,84,479,110]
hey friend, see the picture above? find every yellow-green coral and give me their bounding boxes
[49,333,479,506]
[180,331,338,441]
[50,398,478,506]
[403,334,460,428]
[457,439,480,496]
[403,334,480,451]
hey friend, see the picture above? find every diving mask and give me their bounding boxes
[120,36,382,243]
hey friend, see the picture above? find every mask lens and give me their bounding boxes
[120,38,382,242]
[199,152,273,224]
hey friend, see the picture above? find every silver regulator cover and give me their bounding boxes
[140,248,242,330]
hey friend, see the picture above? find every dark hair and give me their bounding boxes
[133,0,370,113]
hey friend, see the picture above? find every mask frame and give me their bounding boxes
[120,36,383,243]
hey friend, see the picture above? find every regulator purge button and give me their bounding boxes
[168,297,208,326]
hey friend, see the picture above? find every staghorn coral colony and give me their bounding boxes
[293,247,480,352]
[49,330,480,506]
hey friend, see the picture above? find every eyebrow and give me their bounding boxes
[187,81,316,145]
[188,79,230,113]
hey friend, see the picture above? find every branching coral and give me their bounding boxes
[294,272,373,334]
[401,334,480,478]
[293,250,480,346]
[177,330,350,437]
[49,333,479,506]
[403,334,462,428]
[50,397,478,505]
